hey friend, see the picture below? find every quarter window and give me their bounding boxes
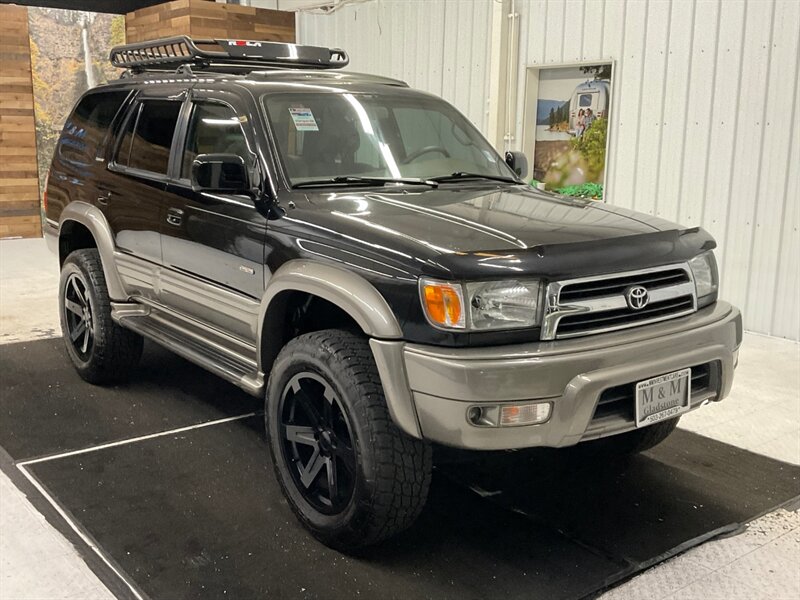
[58,91,128,165]
[116,99,181,175]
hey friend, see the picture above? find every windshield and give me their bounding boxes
[262,92,517,185]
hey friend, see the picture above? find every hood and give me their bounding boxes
[287,185,715,280]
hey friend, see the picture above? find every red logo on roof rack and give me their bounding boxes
[228,40,262,47]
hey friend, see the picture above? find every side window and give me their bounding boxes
[181,102,249,179]
[116,99,181,176]
[115,104,140,168]
[58,91,128,165]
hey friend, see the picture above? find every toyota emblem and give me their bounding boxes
[625,285,649,310]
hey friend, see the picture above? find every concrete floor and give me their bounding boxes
[0,237,798,599]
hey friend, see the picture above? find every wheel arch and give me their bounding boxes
[58,202,127,300]
[257,260,403,372]
[257,260,422,438]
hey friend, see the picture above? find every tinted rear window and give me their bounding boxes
[58,91,128,165]
[116,99,181,175]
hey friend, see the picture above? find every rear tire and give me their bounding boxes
[266,329,432,551]
[59,249,143,384]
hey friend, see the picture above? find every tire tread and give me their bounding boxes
[267,329,432,549]
[61,249,142,384]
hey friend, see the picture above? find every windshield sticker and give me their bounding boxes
[482,150,497,163]
[289,107,319,131]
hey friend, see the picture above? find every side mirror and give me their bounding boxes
[191,153,250,193]
[504,151,528,180]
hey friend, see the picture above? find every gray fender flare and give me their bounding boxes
[258,260,422,438]
[59,202,128,301]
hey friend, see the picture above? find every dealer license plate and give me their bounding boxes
[635,368,691,428]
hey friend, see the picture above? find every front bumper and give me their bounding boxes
[371,301,742,450]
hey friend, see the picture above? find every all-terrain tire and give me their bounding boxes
[265,329,432,551]
[59,248,143,384]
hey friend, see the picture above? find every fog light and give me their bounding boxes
[466,405,499,427]
[466,402,551,428]
[500,402,551,426]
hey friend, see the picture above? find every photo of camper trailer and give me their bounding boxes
[532,64,612,198]
[568,79,610,134]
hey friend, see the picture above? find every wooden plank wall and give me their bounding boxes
[0,4,41,239]
[126,0,295,44]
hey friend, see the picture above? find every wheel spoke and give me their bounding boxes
[284,425,317,447]
[298,448,326,489]
[295,393,323,429]
[325,456,338,503]
[334,445,356,476]
[70,320,86,342]
[65,299,83,316]
[70,277,86,305]
[80,327,91,354]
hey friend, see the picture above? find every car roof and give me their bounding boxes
[93,69,410,96]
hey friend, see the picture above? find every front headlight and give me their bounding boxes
[688,251,719,302]
[420,278,542,331]
[467,279,542,330]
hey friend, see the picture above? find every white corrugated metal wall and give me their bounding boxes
[298,0,800,341]
[299,1,494,133]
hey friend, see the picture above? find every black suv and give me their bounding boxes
[45,37,742,550]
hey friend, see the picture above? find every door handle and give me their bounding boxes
[166,208,184,226]
[97,191,112,206]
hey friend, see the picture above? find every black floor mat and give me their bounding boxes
[0,338,258,458]
[2,339,799,600]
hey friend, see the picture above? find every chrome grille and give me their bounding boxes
[558,268,690,303]
[542,264,697,340]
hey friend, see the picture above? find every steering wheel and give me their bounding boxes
[401,145,451,164]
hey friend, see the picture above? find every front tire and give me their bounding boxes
[266,329,432,551]
[59,249,143,384]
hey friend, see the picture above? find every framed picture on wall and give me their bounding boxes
[522,61,614,200]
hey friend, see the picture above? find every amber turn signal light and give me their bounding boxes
[420,279,465,329]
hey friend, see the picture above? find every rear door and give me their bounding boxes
[102,88,187,298]
[159,89,267,341]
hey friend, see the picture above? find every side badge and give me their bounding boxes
[239,265,255,275]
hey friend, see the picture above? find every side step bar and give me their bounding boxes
[111,302,264,397]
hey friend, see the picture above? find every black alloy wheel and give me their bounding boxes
[279,371,357,514]
[58,249,143,383]
[266,329,432,550]
[63,272,94,360]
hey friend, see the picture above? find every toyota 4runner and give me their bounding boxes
[44,37,742,550]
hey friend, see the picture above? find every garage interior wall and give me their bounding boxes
[298,0,800,341]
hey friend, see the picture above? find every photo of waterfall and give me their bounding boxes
[27,7,125,194]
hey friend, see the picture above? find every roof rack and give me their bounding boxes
[109,36,349,74]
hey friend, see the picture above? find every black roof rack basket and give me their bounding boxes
[110,36,349,74]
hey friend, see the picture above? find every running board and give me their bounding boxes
[111,302,264,397]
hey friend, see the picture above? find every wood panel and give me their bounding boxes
[125,0,295,44]
[0,4,41,239]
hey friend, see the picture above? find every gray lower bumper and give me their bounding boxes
[371,302,742,450]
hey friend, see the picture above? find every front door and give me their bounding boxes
[159,93,267,341]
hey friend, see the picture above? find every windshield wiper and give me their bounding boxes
[429,172,519,184]
[293,176,438,189]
